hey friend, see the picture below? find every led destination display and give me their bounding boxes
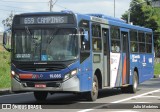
[20,16,69,24]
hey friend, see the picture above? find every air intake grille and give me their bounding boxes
[16,63,66,72]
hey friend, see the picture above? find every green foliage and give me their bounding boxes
[121,0,160,56]
[2,12,14,29]
[122,0,159,31]
[154,63,160,77]
[0,44,11,88]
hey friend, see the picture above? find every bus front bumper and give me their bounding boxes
[11,76,80,92]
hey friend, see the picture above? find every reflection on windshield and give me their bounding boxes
[13,29,78,61]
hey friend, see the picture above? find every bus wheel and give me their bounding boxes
[86,75,98,101]
[128,71,138,93]
[34,91,48,101]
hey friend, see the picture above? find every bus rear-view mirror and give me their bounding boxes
[3,29,12,52]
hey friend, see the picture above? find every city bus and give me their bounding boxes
[3,11,154,101]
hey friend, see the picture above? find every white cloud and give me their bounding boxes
[0,0,131,29]
[54,0,130,18]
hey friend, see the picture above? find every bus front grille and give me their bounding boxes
[15,63,66,72]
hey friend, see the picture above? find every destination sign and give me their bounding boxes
[20,16,68,24]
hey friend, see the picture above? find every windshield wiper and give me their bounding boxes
[25,26,32,36]
[48,28,60,44]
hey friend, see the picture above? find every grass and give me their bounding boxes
[154,63,160,77]
[0,44,11,89]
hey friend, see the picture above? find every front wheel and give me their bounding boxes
[86,75,99,101]
[34,91,48,101]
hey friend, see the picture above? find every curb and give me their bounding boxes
[0,88,11,95]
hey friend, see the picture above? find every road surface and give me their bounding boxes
[0,78,160,112]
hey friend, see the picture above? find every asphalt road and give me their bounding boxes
[0,78,160,112]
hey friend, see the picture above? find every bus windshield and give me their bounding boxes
[13,28,78,61]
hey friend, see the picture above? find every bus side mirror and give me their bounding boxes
[3,29,12,52]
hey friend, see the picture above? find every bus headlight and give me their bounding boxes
[63,69,78,81]
[11,71,20,81]
[11,71,15,76]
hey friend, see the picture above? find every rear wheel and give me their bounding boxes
[34,91,48,101]
[121,71,138,93]
[128,71,138,93]
[86,75,99,101]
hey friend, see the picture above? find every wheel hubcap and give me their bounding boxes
[92,81,97,95]
[134,76,137,89]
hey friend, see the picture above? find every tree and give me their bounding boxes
[2,12,14,29]
[121,0,160,56]
[122,0,159,31]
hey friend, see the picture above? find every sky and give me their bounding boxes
[0,0,131,32]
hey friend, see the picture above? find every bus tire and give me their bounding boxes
[86,75,98,101]
[128,71,138,93]
[34,91,48,101]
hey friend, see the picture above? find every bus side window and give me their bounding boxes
[92,24,102,52]
[138,32,145,53]
[146,33,152,53]
[130,30,138,53]
[111,26,120,53]
[79,20,90,51]
[111,41,120,52]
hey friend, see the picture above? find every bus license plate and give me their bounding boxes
[35,84,46,88]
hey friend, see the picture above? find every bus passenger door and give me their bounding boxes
[121,31,130,85]
[102,27,110,87]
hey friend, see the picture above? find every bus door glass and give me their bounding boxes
[121,31,129,85]
[102,28,110,87]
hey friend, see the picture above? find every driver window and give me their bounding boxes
[79,20,90,51]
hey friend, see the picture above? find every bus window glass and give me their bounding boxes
[146,33,152,53]
[13,28,78,61]
[138,32,145,53]
[111,26,120,53]
[146,34,152,43]
[92,24,101,37]
[79,20,90,51]
[111,40,120,52]
[138,33,145,42]
[130,30,138,53]
[92,24,102,52]
[139,43,145,53]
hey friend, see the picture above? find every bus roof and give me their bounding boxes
[86,13,152,32]
[15,11,152,32]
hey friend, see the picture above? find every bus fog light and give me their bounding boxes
[64,73,70,81]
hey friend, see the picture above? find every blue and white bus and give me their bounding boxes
[3,11,154,101]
